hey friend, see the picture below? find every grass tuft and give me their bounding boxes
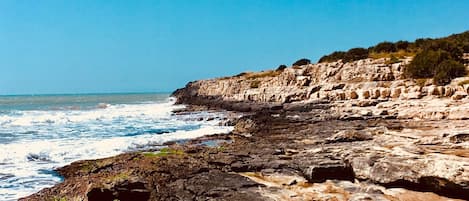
[142,148,185,158]
[458,79,469,86]
[369,50,416,60]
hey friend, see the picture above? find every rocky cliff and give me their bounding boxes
[174,57,469,120]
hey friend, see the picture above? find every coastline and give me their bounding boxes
[22,57,469,200]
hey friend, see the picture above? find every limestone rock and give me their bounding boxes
[361,90,370,99]
[452,91,467,100]
[349,91,359,99]
[326,130,373,143]
[391,87,402,99]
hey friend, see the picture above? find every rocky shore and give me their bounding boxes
[23,58,469,201]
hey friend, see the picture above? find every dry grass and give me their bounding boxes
[415,78,429,87]
[243,70,282,79]
[369,50,416,59]
[458,79,469,86]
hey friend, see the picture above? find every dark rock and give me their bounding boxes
[302,160,355,183]
[449,133,469,143]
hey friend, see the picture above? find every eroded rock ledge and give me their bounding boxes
[22,106,469,201]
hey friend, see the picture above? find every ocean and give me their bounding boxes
[0,93,232,200]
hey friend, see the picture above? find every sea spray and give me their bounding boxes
[0,93,232,200]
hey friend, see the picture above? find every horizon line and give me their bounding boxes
[0,91,173,97]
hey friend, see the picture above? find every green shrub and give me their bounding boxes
[318,51,347,63]
[404,49,450,78]
[235,72,248,77]
[373,42,397,53]
[317,30,469,70]
[276,64,287,71]
[318,48,369,63]
[432,59,466,85]
[292,58,311,66]
[414,38,433,49]
[395,40,410,50]
[463,44,469,52]
[343,48,369,62]
[429,40,463,60]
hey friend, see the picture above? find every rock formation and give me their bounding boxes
[23,57,469,201]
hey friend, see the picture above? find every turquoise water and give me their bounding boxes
[0,93,231,200]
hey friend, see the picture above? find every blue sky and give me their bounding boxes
[0,0,468,95]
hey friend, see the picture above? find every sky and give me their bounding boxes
[0,0,469,95]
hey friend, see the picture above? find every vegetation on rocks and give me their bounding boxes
[458,79,469,86]
[432,59,466,85]
[276,64,287,71]
[320,31,469,63]
[250,80,261,88]
[319,31,469,85]
[292,58,311,66]
[318,48,369,63]
[142,148,185,157]
[244,70,281,79]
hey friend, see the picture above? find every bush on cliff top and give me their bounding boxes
[433,59,466,85]
[373,41,397,53]
[318,51,347,63]
[318,30,469,64]
[404,49,466,85]
[318,48,368,63]
[292,58,311,66]
[318,30,469,85]
[404,49,450,78]
[276,64,287,71]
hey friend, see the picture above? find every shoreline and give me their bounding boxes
[22,99,469,200]
[22,57,469,200]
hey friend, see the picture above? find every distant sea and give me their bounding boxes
[0,93,232,200]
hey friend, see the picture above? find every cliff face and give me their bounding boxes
[174,58,407,103]
[175,57,469,103]
[174,57,469,119]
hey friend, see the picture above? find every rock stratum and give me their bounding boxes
[24,58,469,201]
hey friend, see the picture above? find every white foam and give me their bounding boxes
[0,100,182,127]
[0,99,232,200]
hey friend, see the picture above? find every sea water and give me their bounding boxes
[0,93,232,200]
